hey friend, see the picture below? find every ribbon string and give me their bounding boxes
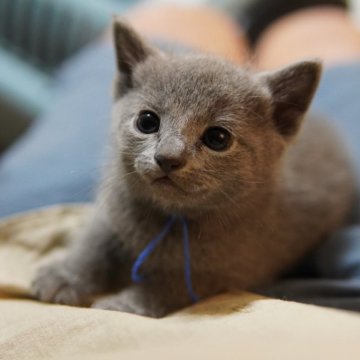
[131,216,199,303]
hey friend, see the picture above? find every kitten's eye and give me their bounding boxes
[202,127,232,151]
[136,111,160,134]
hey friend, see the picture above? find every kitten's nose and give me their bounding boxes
[154,154,185,174]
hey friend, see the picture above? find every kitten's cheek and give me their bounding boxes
[133,161,148,180]
[133,159,142,175]
[134,159,159,182]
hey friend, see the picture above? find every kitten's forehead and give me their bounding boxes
[133,55,267,119]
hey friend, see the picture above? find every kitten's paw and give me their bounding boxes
[92,296,138,314]
[92,290,168,318]
[31,263,89,306]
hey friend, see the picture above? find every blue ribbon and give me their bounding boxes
[131,216,199,303]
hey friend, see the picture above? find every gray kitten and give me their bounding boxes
[32,20,355,317]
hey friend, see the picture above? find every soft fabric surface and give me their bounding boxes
[0,205,360,360]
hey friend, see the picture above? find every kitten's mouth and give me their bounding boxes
[148,174,212,207]
[153,176,176,186]
[152,176,186,192]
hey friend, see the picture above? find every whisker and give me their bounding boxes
[198,167,270,184]
[217,188,243,212]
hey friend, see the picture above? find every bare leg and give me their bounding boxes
[255,7,360,69]
[104,4,250,65]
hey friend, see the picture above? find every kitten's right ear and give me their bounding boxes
[113,18,156,91]
[259,60,322,139]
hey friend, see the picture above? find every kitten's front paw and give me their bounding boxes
[31,263,89,306]
[92,296,139,314]
[92,290,168,318]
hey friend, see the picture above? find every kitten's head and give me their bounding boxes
[111,19,321,212]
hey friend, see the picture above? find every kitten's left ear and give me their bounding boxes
[113,18,157,90]
[259,60,322,139]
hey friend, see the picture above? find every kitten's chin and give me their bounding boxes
[131,171,220,211]
[151,176,193,199]
[146,175,208,210]
[152,176,184,192]
[153,181,234,214]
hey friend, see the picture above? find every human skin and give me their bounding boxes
[254,6,360,69]
[102,4,250,65]
[119,4,360,70]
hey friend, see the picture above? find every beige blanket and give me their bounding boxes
[0,205,360,360]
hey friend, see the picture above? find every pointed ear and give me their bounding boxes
[112,17,156,89]
[259,60,322,138]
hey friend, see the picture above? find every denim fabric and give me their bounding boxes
[312,64,360,192]
[0,42,115,217]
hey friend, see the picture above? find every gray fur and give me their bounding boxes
[32,20,355,317]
